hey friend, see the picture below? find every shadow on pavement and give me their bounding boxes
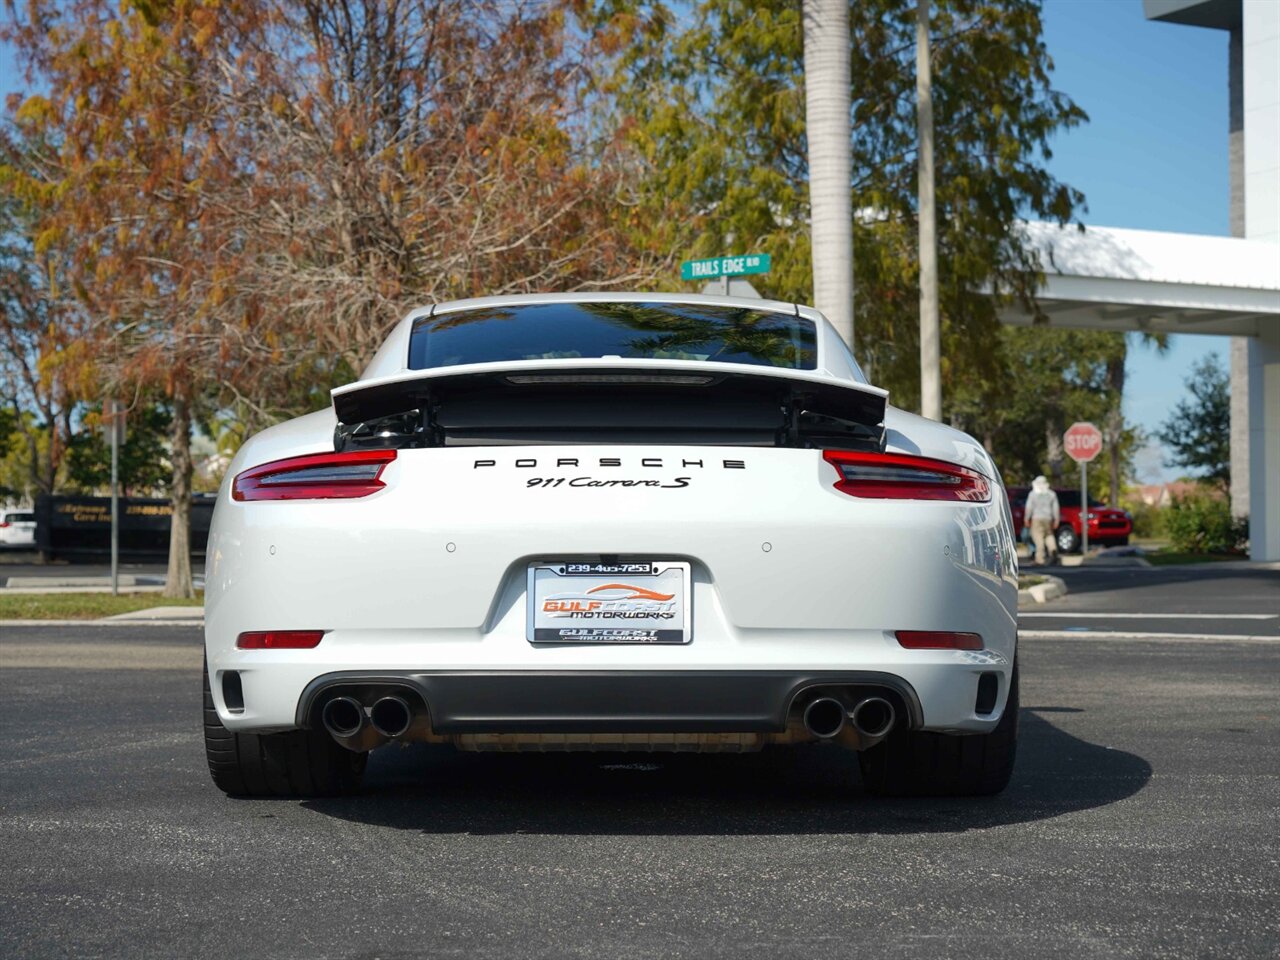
[1044,564,1279,598]
[301,708,1151,835]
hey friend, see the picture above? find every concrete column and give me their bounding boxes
[1228,26,1250,519]
[1243,1,1280,559]
[1247,325,1280,560]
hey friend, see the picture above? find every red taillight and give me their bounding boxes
[236,630,325,649]
[232,450,396,502]
[823,451,991,502]
[0,521,8,528]
[896,631,983,650]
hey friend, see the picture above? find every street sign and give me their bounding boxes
[1064,421,1103,463]
[680,253,771,282]
[1064,421,1102,555]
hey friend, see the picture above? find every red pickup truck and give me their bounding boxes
[1006,485,1133,554]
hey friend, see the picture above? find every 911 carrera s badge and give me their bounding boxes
[527,561,692,643]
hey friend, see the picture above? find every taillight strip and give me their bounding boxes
[823,450,991,502]
[232,450,396,502]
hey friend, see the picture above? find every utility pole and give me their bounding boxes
[916,0,941,421]
[105,398,122,596]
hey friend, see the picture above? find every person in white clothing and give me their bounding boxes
[1024,475,1061,566]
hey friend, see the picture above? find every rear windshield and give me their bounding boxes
[6,512,34,522]
[409,302,817,371]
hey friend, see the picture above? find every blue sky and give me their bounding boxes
[0,2,1236,481]
[1040,0,1233,482]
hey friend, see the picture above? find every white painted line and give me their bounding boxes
[1020,629,1277,643]
[1019,612,1277,620]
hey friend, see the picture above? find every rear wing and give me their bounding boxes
[331,359,888,452]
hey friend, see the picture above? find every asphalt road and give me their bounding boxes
[2,569,1278,959]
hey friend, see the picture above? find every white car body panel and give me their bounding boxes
[205,294,1018,746]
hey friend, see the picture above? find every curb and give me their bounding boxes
[1018,574,1067,606]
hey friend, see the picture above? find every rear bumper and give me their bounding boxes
[207,646,1015,737]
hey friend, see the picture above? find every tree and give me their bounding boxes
[222,0,668,379]
[65,400,172,497]
[1157,354,1231,491]
[983,325,1116,486]
[802,0,854,346]
[585,0,1086,420]
[1102,332,1166,507]
[2,0,279,596]
[4,1,666,597]
[0,174,84,501]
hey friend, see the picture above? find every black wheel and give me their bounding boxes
[1056,524,1079,554]
[858,661,1019,797]
[203,659,366,797]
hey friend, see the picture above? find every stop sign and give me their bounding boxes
[1064,421,1103,463]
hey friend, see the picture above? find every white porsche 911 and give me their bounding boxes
[203,293,1019,798]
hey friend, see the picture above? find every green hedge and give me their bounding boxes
[1164,493,1247,555]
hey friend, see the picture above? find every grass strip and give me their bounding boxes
[1145,551,1243,566]
[0,592,204,620]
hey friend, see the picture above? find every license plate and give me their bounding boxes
[526,561,691,644]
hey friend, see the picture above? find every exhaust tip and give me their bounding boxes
[803,697,847,739]
[369,696,412,738]
[851,697,895,739]
[322,696,365,739]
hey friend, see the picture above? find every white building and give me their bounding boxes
[1003,0,1280,561]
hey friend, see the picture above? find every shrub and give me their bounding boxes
[1164,493,1248,554]
[1123,499,1164,539]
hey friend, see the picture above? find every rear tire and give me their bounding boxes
[203,659,366,797]
[1056,524,1079,554]
[858,661,1019,797]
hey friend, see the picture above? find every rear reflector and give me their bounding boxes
[236,630,325,649]
[896,631,983,650]
[233,450,396,501]
[823,451,990,502]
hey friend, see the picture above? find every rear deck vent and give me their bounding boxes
[222,671,245,713]
[975,673,998,715]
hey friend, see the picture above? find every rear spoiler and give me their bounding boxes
[331,359,888,451]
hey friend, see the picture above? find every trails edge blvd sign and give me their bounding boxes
[1064,421,1103,464]
[680,254,771,282]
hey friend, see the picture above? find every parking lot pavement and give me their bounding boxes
[2,621,1277,960]
[1035,563,1280,616]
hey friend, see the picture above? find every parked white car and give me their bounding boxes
[203,294,1019,798]
[0,510,36,548]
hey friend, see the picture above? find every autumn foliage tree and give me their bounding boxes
[3,0,279,595]
[221,0,665,374]
[3,0,659,593]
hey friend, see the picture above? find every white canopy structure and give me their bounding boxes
[1000,221,1280,561]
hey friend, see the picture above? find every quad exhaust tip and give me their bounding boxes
[369,696,413,738]
[851,697,896,739]
[321,696,366,740]
[802,697,847,739]
[802,695,898,742]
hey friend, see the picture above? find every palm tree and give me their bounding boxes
[916,0,940,421]
[1105,333,1168,507]
[802,0,854,348]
